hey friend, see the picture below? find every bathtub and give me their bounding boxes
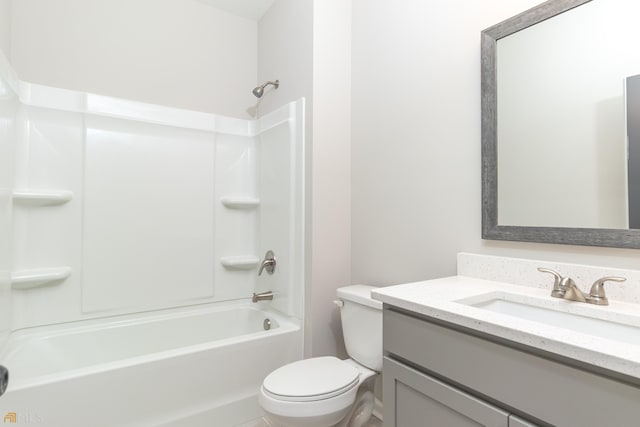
[0,302,302,427]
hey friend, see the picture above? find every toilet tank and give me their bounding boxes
[336,285,383,372]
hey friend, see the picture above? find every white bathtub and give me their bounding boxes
[0,302,302,427]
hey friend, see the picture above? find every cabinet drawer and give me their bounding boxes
[384,308,640,426]
[384,357,509,427]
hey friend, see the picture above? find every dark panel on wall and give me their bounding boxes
[628,74,640,229]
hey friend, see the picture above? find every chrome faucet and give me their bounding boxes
[258,250,276,276]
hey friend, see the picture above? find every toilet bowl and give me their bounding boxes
[259,357,376,427]
[259,285,382,427]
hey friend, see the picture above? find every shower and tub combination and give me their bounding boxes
[0,54,305,426]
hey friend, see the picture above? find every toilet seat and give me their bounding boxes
[262,356,360,402]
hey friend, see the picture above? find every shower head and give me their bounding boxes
[252,80,280,98]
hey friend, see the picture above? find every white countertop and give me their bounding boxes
[372,276,640,381]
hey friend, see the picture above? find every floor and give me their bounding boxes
[366,416,384,427]
[237,415,383,427]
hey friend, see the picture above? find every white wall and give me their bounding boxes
[10,0,257,117]
[257,0,315,356]
[258,0,352,358]
[0,0,10,60]
[310,0,352,358]
[257,0,313,120]
[351,0,640,289]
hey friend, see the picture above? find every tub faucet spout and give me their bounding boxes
[252,291,274,303]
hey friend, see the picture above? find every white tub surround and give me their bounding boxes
[0,53,305,329]
[372,254,640,384]
[0,53,306,426]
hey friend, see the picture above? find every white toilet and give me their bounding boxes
[259,285,382,427]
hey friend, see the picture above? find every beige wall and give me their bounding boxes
[10,0,257,117]
[351,0,640,290]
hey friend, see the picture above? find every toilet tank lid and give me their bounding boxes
[337,285,382,309]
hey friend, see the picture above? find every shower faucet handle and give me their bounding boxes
[258,250,276,276]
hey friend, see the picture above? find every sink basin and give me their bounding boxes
[460,292,640,345]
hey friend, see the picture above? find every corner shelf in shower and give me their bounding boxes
[13,190,74,206]
[220,197,260,209]
[11,266,72,290]
[220,256,260,270]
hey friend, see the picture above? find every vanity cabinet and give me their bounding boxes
[383,308,640,427]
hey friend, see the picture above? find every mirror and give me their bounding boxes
[482,0,640,248]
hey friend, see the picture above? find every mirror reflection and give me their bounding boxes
[496,0,640,229]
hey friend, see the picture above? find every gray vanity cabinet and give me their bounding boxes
[382,308,640,427]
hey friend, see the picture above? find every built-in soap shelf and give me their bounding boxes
[220,256,260,270]
[13,190,73,206]
[11,266,72,290]
[220,196,260,209]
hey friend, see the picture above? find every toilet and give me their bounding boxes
[259,285,382,427]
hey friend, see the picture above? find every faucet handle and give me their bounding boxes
[258,250,276,276]
[586,276,626,306]
[537,267,565,298]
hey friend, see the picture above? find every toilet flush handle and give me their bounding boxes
[333,300,344,308]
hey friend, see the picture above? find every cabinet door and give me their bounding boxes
[384,357,509,427]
